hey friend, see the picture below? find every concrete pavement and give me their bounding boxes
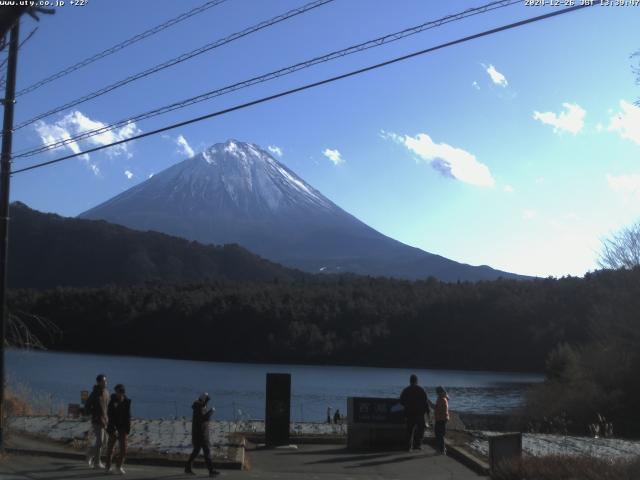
[0,443,482,479]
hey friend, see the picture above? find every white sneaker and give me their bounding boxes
[116,466,126,475]
[94,461,106,469]
[105,466,113,475]
[87,456,94,468]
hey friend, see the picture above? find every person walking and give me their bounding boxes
[400,374,430,451]
[105,384,131,475]
[434,386,450,455]
[85,374,109,469]
[185,392,219,477]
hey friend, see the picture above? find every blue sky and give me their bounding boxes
[7,0,640,277]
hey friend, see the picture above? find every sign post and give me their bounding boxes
[265,373,291,447]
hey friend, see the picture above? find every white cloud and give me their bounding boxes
[522,209,537,220]
[533,102,586,135]
[34,120,88,161]
[535,177,545,185]
[608,100,640,146]
[381,130,495,187]
[485,64,508,87]
[472,81,480,90]
[268,145,283,157]
[503,184,515,193]
[34,110,142,174]
[124,170,133,179]
[148,173,154,179]
[175,134,195,158]
[323,148,343,166]
[606,173,640,198]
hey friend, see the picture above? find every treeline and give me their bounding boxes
[9,201,303,288]
[522,267,640,436]
[8,268,640,375]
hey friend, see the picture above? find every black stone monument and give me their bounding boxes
[265,373,291,446]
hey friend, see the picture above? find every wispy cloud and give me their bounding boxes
[503,184,515,193]
[522,209,537,220]
[124,170,133,179]
[533,102,586,135]
[606,173,640,198]
[323,148,343,166]
[268,145,283,157]
[381,130,495,188]
[175,134,195,158]
[608,100,640,146]
[484,64,508,87]
[472,81,480,90]
[34,110,141,174]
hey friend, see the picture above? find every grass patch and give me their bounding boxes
[492,455,640,480]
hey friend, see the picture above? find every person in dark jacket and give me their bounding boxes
[85,374,109,469]
[400,374,430,451]
[185,392,219,477]
[105,384,131,474]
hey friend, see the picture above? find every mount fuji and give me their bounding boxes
[79,140,523,281]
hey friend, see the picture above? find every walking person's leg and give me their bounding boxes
[86,424,96,466]
[94,424,106,468]
[202,444,218,476]
[413,419,425,450]
[434,420,446,454]
[105,431,117,471]
[405,420,415,451]
[117,431,128,473]
[185,444,201,474]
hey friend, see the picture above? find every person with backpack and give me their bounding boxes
[105,384,131,475]
[185,392,219,477]
[85,374,110,469]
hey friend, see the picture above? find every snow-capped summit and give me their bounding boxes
[79,140,523,281]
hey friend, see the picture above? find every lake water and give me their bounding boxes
[6,349,543,421]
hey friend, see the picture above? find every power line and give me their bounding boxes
[14,0,228,98]
[10,0,336,133]
[13,0,519,160]
[11,3,595,176]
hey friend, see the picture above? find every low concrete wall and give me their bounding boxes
[347,423,406,451]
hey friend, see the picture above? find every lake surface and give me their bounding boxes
[6,349,543,421]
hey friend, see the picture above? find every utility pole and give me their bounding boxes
[0,19,20,450]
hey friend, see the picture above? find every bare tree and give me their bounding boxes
[598,221,640,270]
[634,49,640,106]
[6,310,60,349]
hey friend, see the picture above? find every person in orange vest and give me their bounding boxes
[434,386,449,455]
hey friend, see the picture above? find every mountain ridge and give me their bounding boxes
[79,139,527,282]
[8,201,304,289]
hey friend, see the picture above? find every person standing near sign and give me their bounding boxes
[400,374,430,451]
[185,392,219,477]
[85,374,109,469]
[434,386,449,455]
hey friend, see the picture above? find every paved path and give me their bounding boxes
[0,444,482,479]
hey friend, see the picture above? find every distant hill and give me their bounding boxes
[80,139,528,282]
[8,202,303,289]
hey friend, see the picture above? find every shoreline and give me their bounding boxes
[7,346,546,377]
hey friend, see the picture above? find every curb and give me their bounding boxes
[423,438,489,476]
[446,444,490,476]
[5,446,245,470]
[243,434,346,445]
